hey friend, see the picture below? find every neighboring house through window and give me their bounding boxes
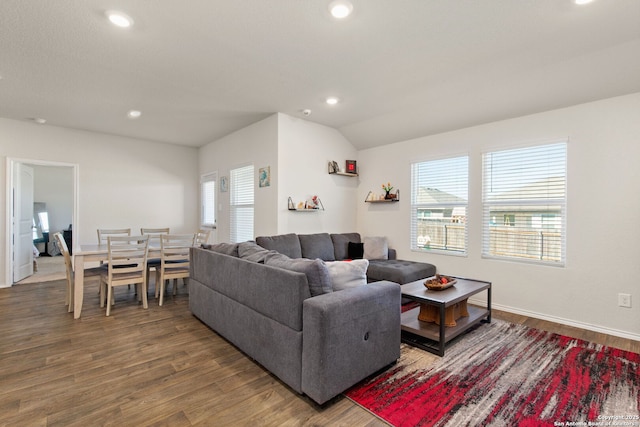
[482,141,567,265]
[411,155,469,255]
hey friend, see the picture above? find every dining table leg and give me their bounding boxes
[73,254,85,319]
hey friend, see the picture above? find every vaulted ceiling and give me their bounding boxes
[1,0,639,149]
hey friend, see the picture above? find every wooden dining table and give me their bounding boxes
[72,244,162,319]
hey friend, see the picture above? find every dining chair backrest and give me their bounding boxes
[141,228,170,246]
[97,228,132,244]
[101,235,150,316]
[195,229,211,246]
[160,234,195,269]
[156,234,195,306]
[106,235,149,278]
[53,232,74,312]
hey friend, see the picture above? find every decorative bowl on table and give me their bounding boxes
[424,274,457,291]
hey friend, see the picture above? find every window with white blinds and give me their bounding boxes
[201,172,217,228]
[411,156,468,255]
[230,164,254,243]
[482,141,567,265]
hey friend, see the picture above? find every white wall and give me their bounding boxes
[357,93,640,338]
[199,113,360,241]
[1,118,199,286]
[277,114,359,234]
[198,114,279,241]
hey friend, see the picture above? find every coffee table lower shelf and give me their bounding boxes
[401,305,489,355]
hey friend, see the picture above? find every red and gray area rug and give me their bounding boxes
[345,319,639,427]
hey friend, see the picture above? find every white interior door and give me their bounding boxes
[13,163,35,283]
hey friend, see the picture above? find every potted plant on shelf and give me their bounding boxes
[382,182,396,199]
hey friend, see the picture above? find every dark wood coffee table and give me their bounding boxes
[401,276,491,356]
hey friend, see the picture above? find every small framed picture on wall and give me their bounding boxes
[220,176,228,192]
[346,160,357,174]
[259,166,271,188]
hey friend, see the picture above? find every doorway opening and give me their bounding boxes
[6,158,79,286]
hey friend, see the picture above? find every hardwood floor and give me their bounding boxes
[1,279,637,426]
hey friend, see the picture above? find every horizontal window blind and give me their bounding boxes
[201,173,216,228]
[482,142,567,265]
[411,156,468,254]
[230,165,254,243]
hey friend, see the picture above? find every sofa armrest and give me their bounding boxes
[301,281,401,404]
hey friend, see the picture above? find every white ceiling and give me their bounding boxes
[1,0,639,150]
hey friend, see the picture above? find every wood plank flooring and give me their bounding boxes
[1,278,637,426]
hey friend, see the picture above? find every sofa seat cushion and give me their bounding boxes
[325,259,369,291]
[367,259,436,284]
[330,233,362,261]
[299,233,335,261]
[256,233,302,258]
[264,252,333,296]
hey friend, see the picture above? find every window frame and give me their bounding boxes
[481,140,567,266]
[410,154,469,256]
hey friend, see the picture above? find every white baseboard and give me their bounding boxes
[468,297,640,342]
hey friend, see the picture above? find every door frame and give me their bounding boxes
[5,157,79,287]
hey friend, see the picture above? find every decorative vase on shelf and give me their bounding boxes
[385,191,392,200]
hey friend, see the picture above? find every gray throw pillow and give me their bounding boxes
[363,236,389,260]
[238,241,271,263]
[264,252,333,296]
[325,259,369,291]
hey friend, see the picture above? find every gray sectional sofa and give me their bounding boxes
[189,241,402,405]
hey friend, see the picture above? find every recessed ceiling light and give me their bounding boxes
[127,110,142,119]
[106,11,134,28]
[325,97,340,105]
[574,0,594,4]
[31,118,47,124]
[329,1,353,19]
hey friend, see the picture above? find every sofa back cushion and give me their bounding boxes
[203,242,239,257]
[238,241,271,263]
[299,233,335,261]
[330,233,361,260]
[264,252,333,296]
[256,233,302,258]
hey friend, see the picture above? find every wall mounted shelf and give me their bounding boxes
[288,196,325,211]
[328,161,358,177]
[329,171,358,177]
[365,190,400,203]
